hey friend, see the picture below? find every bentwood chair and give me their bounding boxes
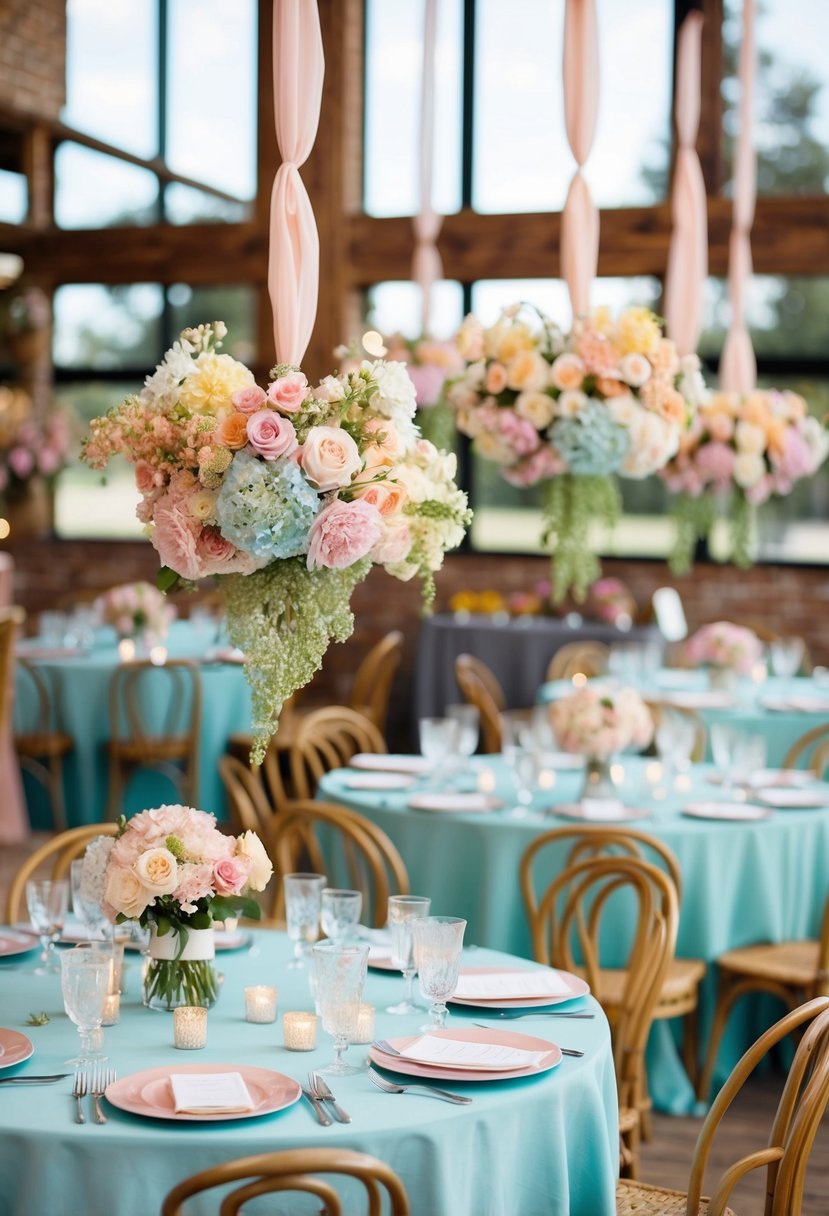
[522,851,678,1179]
[0,607,24,735]
[617,998,829,1216]
[5,822,119,923]
[218,754,277,845]
[161,1147,410,1216]
[645,701,707,763]
[105,659,202,819]
[269,799,409,927]
[13,659,74,831]
[289,707,386,801]
[545,640,610,682]
[783,723,829,779]
[350,630,404,735]
[454,654,505,753]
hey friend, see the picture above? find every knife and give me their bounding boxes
[309,1072,351,1124]
[0,1074,71,1085]
[301,1087,333,1126]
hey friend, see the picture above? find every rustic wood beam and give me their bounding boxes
[21,123,52,230]
[697,0,724,195]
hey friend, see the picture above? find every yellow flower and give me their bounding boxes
[589,306,614,335]
[179,352,255,415]
[616,308,662,357]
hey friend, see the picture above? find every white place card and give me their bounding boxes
[399,1035,548,1070]
[169,1072,254,1114]
[581,797,626,821]
[454,970,573,1000]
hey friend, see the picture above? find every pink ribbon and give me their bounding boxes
[561,0,599,319]
[268,0,325,367]
[664,12,707,357]
[720,0,757,392]
[411,0,443,335]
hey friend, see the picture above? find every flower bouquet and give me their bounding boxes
[95,580,176,646]
[83,322,470,761]
[447,305,702,602]
[584,577,637,628]
[0,387,74,529]
[684,621,762,683]
[549,684,653,805]
[98,805,272,1009]
[661,389,829,571]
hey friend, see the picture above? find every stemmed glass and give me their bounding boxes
[501,711,534,817]
[70,860,109,940]
[710,723,739,798]
[655,709,698,789]
[445,704,480,777]
[320,889,362,944]
[386,894,431,1014]
[284,873,327,968]
[419,717,459,788]
[411,916,466,1031]
[61,947,110,1067]
[312,942,369,1075]
[26,879,69,975]
[770,637,805,679]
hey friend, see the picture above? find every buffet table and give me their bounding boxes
[0,931,618,1216]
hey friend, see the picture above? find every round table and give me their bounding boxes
[0,930,618,1216]
[320,755,829,1113]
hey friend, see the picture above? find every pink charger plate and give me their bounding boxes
[369,1026,562,1083]
[105,1063,301,1122]
[0,930,38,958]
[0,1029,34,1070]
[448,965,590,1010]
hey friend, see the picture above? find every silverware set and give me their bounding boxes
[0,1073,70,1085]
[368,1066,472,1105]
[72,1066,116,1124]
[302,1072,351,1125]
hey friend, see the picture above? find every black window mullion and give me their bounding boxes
[158,0,169,222]
[460,0,476,211]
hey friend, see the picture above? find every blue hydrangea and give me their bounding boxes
[549,400,630,476]
[215,449,320,562]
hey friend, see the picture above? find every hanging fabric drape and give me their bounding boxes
[560,0,600,321]
[268,0,325,366]
[411,0,443,336]
[664,11,707,356]
[719,0,757,392]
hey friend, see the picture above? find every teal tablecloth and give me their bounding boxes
[0,931,617,1216]
[320,756,829,1114]
[14,621,252,826]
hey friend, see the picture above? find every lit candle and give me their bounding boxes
[283,1012,317,1051]
[118,638,136,662]
[149,645,168,666]
[245,985,277,1023]
[102,993,120,1026]
[477,768,497,794]
[350,1003,375,1045]
[173,1006,208,1050]
[571,672,587,688]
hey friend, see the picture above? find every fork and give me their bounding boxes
[470,1025,584,1054]
[72,1071,87,1124]
[368,1066,471,1105]
[90,1065,115,1125]
[308,1072,351,1124]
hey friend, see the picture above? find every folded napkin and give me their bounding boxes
[454,970,574,1001]
[169,1072,254,1114]
[398,1034,548,1071]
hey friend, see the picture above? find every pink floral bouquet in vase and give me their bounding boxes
[83,323,470,761]
[98,804,273,1009]
[95,580,176,645]
[447,304,701,602]
[549,685,654,760]
[661,389,829,572]
[0,387,74,505]
[684,621,763,678]
[584,577,637,628]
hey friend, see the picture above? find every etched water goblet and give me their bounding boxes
[312,942,369,1075]
[320,888,362,944]
[386,894,431,1015]
[26,878,69,975]
[411,915,467,1031]
[284,873,327,968]
[61,947,110,1067]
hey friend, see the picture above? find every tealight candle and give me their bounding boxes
[117,638,136,662]
[477,768,497,794]
[173,1006,208,1050]
[149,645,168,666]
[245,985,277,1023]
[102,993,120,1026]
[350,1003,375,1045]
[282,1012,317,1051]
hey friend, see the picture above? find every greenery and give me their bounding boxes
[541,475,621,604]
[143,957,219,1011]
[24,1012,50,1026]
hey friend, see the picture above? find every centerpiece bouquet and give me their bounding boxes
[0,386,74,527]
[584,577,637,628]
[97,805,273,1009]
[661,389,829,572]
[684,621,763,686]
[82,322,470,761]
[95,580,176,645]
[447,304,704,602]
[549,684,653,804]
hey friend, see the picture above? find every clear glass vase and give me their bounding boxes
[143,926,219,1011]
[579,755,619,803]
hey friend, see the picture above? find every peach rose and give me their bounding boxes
[506,350,549,392]
[550,353,585,391]
[514,390,556,429]
[351,478,408,516]
[655,389,687,426]
[267,372,308,414]
[595,377,628,399]
[216,412,249,450]
[135,847,179,896]
[485,362,508,394]
[706,411,735,442]
[301,425,362,491]
[362,417,404,462]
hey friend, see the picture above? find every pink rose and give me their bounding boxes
[135,459,159,493]
[267,372,308,414]
[151,494,204,580]
[232,385,267,415]
[502,445,566,486]
[195,526,259,575]
[246,410,298,460]
[371,519,412,564]
[212,854,252,896]
[8,446,34,479]
[38,448,62,476]
[301,425,362,491]
[306,499,382,570]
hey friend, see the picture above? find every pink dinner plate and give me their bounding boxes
[707,769,813,789]
[656,690,735,710]
[448,965,590,1009]
[350,754,431,776]
[105,1064,302,1122]
[369,1027,561,1082]
[682,801,772,822]
[0,1029,34,1070]
[0,930,38,958]
[407,792,504,813]
[551,804,651,824]
[367,948,398,971]
[754,787,829,810]
[341,772,418,791]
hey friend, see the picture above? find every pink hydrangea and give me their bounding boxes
[502,445,567,486]
[695,441,735,486]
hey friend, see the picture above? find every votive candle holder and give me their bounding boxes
[102,993,120,1026]
[245,985,277,1023]
[283,1011,317,1051]
[350,1003,375,1045]
[173,1006,208,1050]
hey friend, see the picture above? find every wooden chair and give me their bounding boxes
[161,1147,410,1216]
[105,659,202,820]
[783,723,829,778]
[454,654,504,752]
[227,690,301,768]
[617,997,829,1216]
[0,607,24,738]
[697,891,829,1104]
[289,706,386,801]
[646,701,707,763]
[269,798,409,927]
[217,754,277,845]
[350,629,404,734]
[546,640,610,682]
[521,850,678,1179]
[13,659,74,831]
[5,822,119,923]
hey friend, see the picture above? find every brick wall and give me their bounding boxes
[0,0,66,120]
[5,537,829,749]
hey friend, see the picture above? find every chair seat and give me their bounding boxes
[616,1179,736,1215]
[15,731,74,758]
[576,957,706,1010]
[618,1105,640,1135]
[717,939,819,988]
[108,737,192,763]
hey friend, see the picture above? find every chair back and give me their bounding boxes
[160,1146,410,1216]
[13,658,56,734]
[289,707,386,801]
[5,822,119,923]
[454,654,503,753]
[545,641,609,682]
[783,723,829,779]
[646,701,707,764]
[218,754,276,844]
[682,997,829,1216]
[269,799,409,927]
[0,606,24,737]
[350,630,403,734]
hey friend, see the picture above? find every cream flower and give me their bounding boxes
[735,420,767,456]
[615,307,662,356]
[550,353,585,392]
[618,352,652,388]
[187,489,218,522]
[733,451,766,488]
[104,866,150,920]
[179,352,255,415]
[135,847,179,896]
[302,425,362,491]
[236,831,273,891]
[495,324,536,363]
[514,390,556,429]
[506,350,549,392]
[557,389,588,417]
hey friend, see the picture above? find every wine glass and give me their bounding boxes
[26,879,69,975]
[386,894,431,1015]
[70,860,108,940]
[770,637,805,679]
[655,709,698,788]
[710,723,738,797]
[445,704,480,776]
[61,947,110,1067]
[501,711,534,817]
[312,942,369,1075]
[411,915,467,1031]
[320,889,362,944]
[419,717,459,786]
[284,873,327,968]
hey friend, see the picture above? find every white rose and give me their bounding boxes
[557,389,588,418]
[802,416,829,468]
[619,353,652,388]
[236,831,273,892]
[606,395,638,426]
[734,421,766,456]
[372,517,413,565]
[104,865,151,920]
[733,451,765,488]
[301,425,362,491]
[316,375,346,403]
[515,391,556,429]
[135,847,179,896]
[365,359,417,422]
[506,350,549,392]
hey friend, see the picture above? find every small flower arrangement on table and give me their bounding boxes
[0,388,74,502]
[95,580,176,645]
[447,304,703,603]
[661,389,829,571]
[549,685,654,761]
[96,805,273,1009]
[684,621,763,678]
[82,322,470,761]
[584,577,638,628]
